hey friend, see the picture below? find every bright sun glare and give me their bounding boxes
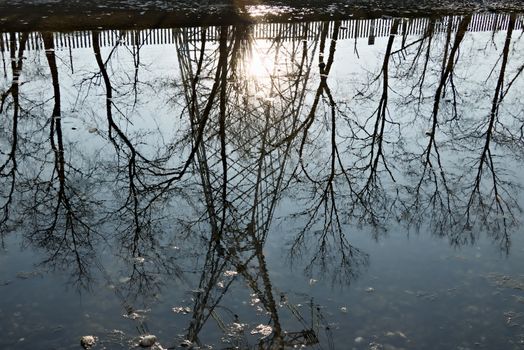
[247,45,274,78]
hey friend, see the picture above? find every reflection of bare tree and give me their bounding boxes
[400,16,471,234]
[392,16,520,250]
[93,30,147,253]
[460,14,520,250]
[389,14,524,250]
[286,21,369,283]
[350,19,401,229]
[0,16,523,348]
[21,32,98,288]
[91,31,183,261]
[89,31,190,306]
[0,32,27,233]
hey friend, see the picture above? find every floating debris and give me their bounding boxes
[340,306,348,313]
[386,331,408,339]
[369,342,383,350]
[365,287,375,293]
[223,270,238,277]
[354,336,364,343]
[251,324,273,337]
[228,322,248,335]
[397,331,407,339]
[80,335,97,349]
[487,273,524,291]
[139,334,157,347]
[124,312,142,320]
[123,309,150,320]
[512,295,524,304]
[118,276,131,283]
[504,311,523,327]
[309,278,318,286]
[172,306,192,314]
[415,290,437,300]
[16,270,42,279]
[179,339,192,347]
[133,256,145,264]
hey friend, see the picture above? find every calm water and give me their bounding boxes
[1,11,524,350]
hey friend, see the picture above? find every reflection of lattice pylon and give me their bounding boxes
[174,26,337,348]
[174,23,322,238]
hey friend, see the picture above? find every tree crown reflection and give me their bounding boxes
[1,13,524,348]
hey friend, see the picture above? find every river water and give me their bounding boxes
[1,9,524,350]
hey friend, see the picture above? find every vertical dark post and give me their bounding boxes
[368,19,376,45]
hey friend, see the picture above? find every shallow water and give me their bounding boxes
[1,10,524,350]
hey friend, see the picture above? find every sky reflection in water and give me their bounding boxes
[1,13,524,350]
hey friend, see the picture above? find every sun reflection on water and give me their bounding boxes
[244,5,295,18]
[237,39,278,102]
[247,45,274,78]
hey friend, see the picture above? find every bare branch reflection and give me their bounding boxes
[0,13,523,348]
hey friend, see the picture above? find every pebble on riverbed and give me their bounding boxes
[139,334,157,347]
[80,335,97,349]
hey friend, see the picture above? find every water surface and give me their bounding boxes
[1,11,524,350]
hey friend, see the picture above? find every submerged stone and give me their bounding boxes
[118,276,131,283]
[172,306,192,314]
[251,324,273,337]
[139,334,157,347]
[80,335,96,349]
[179,339,192,347]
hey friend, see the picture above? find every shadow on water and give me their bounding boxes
[1,9,524,350]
